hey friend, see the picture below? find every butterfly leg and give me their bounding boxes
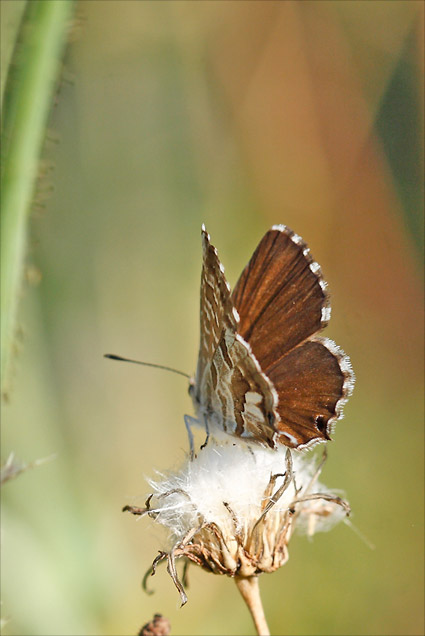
[183,414,197,460]
[200,416,210,450]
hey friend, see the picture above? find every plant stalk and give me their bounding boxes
[1,0,74,389]
[235,575,270,636]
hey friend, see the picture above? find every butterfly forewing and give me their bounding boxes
[231,226,330,371]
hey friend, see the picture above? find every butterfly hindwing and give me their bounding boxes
[267,337,354,446]
[199,328,277,446]
[193,227,277,445]
[194,226,237,401]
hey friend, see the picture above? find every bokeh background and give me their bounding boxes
[1,2,424,635]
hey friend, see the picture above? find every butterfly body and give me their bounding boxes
[191,225,354,450]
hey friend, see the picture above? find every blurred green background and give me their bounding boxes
[1,1,423,635]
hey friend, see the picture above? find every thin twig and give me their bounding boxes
[254,449,293,528]
[291,493,351,516]
[1,452,56,485]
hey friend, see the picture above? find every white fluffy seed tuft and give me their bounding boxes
[147,439,346,543]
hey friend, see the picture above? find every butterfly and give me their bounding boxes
[188,225,355,449]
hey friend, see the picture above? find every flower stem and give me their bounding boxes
[235,575,270,636]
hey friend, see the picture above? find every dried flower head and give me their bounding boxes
[138,613,170,636]
[125,436,349,633]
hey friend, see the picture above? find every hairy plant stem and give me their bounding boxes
[1,0,74,388]
[235,575,270,636]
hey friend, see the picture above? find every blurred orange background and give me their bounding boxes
[1,2,423,635]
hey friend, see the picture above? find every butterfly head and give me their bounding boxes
[188,377,196,400]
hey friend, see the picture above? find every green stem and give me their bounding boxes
[0,1,27,110]
[1,0,74,388]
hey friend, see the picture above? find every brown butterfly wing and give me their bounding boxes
[232,226,330,370]
[266,338,354,447]
[193,225,238,401]
[193,227,277,445]
[198,327,278,446]
[231,225,354,448]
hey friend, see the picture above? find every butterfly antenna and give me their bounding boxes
[104,354,191,379]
